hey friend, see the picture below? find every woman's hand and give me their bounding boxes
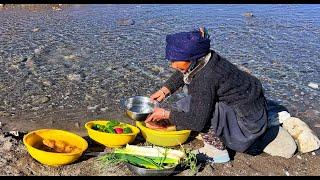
[150,86,170,103]
[145,107,170,123]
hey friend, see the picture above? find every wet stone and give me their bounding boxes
[67,74,81,81]
[244,12,254,17]
[0,111,10,117]
[64,55,77,61]
[42,80,52,87]
[117,19,135,26]
[31,96,50,105]
[32,28,40,32]
[308,82,318,89]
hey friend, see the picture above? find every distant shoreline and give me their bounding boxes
[0,4,65,10]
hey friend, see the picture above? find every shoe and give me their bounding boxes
[193,142,230,164]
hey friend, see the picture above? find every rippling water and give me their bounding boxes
[0,4,319,123]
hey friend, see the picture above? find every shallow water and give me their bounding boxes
[0,4,319,124]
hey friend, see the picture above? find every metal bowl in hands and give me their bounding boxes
[123,96,158,121]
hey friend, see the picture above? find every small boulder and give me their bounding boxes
[67,74,81,81]
[278,111,291,124]
[42,80,52,87]
[64,55,77,61]
[244,12,254,17]
[117,19,135,26]
[282,117,320,153]
[31,96,50,105]
[263,127,297,158]
[32,28,40,32]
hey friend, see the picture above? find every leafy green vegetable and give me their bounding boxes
[123,127,132,134]
[107,120,120,127]
[91,120,132,134]
[104,126,115,133]
[98,145,198,174]
[180,146,197,175]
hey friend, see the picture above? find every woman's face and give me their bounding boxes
[171,61,191,74]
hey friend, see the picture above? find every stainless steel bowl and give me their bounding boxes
[126,163,177,176]
[123,96,158,121]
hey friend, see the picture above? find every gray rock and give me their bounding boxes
[32,96,50,105]
[87,105,99,111]
[285,171,290,176]
[308,82,318,89]
[85,94,94,101]
[32,28,40,32]
[64,55,77,61]
[263,127,297,158]
[100,107,108,112]
[12,57,27,65]
[25,57,35,68]
[244,12,254,17]
[34,48,41,55]
[67,74,81,81]
[75,122,80,129]
[2,141,13,151]
[117,19,135,26]
[0,111,10,117]
[42,80,52,87]
[31,107,40,111]
[282,117,320,153]
[52,6,62,11]
[151,65,164,74]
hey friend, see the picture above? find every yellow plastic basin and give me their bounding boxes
[23,129,88,166]
[85,120,140,148]
[136,121,191,147]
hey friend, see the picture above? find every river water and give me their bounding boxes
[0,4,319,127]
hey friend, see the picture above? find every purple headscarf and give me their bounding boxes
[165,29,211,62]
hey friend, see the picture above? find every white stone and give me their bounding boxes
[263,127,297,159]
[3,141,13,151]
[282,117,320,153]
[87,105,99,111]
[308,82,318,89]
[64,55,77,61]
[32,28,40,32]
[285,171,290,176]
[100,107,108,112]
[34,48,41,55]
[278,111,291,124]
[67,74,81,81]
[296,131,320,153]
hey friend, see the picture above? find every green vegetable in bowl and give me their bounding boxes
[123,127,132,134]
[108,120,120,127]
[92,120,132,134]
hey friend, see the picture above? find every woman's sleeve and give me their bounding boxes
[168,77,216,132]
[162,70,185,93]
